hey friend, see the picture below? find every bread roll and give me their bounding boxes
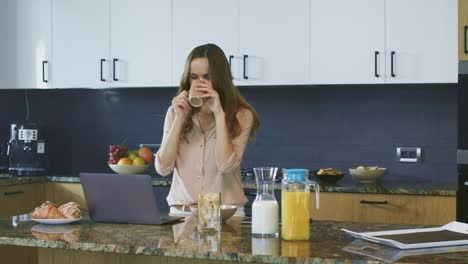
[30,201,65,219]
[58,202,81,219]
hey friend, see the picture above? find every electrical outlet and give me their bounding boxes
[396,147,421,162]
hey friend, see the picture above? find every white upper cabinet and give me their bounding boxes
[172,0,238,86]
[238,0,309,85]
[16,0,52,88]
[53,0,171,88]
[310,0,457,84]
[110,0,172,87]
[0,0,52,89]
[0,0,20,89]
[310,0,385,84]
[173,0,309,86]
[52,0,110,88]
[385,0,457,83]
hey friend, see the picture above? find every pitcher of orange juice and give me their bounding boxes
[281,169,320,240]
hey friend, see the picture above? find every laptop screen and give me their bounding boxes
[80,173,165,225]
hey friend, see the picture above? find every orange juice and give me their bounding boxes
[281,240,311,257]
[281,191,310,240]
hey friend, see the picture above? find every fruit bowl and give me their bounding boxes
[349,167,386,182]
[108,164,150,174]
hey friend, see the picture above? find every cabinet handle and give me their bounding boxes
[374,51,379,78]
[390,51,396,77]
[360,200,388,205]
[42,61,48,83]
[229,55,233,67]
[4,190,24,196]
[465,26,468,54]
[243,54,248,80]
[113,58,119,81]
[100,59,106,82]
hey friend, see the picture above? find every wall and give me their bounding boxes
[0,84,457,183]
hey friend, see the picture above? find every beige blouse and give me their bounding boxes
[155,106,253,206]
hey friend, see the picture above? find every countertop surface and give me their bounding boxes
[0,174,457,196]
[1,213,468,263]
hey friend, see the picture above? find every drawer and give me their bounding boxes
[0,183,44,217]
[310,192,456,225]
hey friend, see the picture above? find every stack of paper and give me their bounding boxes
[342,221,468,249]
[343,240,468,263]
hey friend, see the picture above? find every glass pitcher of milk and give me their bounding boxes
[252,167,279,238]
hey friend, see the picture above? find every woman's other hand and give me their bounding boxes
[172,91,191,120]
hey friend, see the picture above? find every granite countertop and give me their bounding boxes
[1,213,468,263]
[0,174,457,196]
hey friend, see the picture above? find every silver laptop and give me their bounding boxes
[80,173,183,225]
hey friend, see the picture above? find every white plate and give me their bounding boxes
[31,224,79,233]
[31,217,81,225]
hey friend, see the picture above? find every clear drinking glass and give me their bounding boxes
[252,167,279,238]
[189,88,203,107]
[197,192,221,233]
[197,231,222,253]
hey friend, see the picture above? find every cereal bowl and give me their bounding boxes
[190,204,238,222]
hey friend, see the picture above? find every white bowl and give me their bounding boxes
[108,164,150,174]
[349,168,386,182]
[220,205,238,221]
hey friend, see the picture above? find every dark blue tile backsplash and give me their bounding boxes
[0,83,457,183]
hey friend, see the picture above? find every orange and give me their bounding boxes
[138,147,154,164]
[117,157,132,165]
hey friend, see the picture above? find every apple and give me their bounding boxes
[138,147,154,164]
[128,151,139,160]
[133,157,146,166]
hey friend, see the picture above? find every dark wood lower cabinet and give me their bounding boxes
[0,245,37,264]
[37,248,239,264]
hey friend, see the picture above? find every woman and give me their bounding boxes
[155,44,260,214]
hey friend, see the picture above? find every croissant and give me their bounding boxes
[58,202,81,219]
[30,201,65,219]
[31,230,61,241]
[31,229,80,243]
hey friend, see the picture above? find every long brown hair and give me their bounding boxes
[177,43,260,141]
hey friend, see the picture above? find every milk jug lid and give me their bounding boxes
[283,169,308,182]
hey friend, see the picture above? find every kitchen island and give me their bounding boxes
[1,213,468,264]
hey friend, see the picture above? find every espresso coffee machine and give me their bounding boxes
[7,122,47,176]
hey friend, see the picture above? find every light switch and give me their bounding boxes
[396,147,421,162]
[37,141,45,154]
